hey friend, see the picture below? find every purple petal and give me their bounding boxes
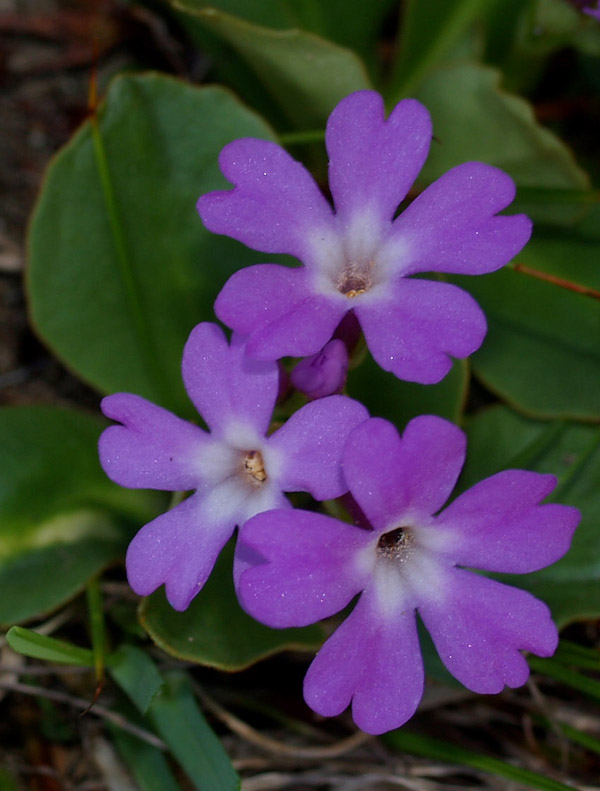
[326,91,432,225]
[390,162,532,276]
[341,418,409,529]
[419,569,558,694]
[304,589,424,734]
[246,292,348,361]
[216,264,312,339]
[198,137,334,262]
[238,509,372,627]
[436,470,580,573]
[269,395,369,500]
[343,416,466,529]
[291,339,349,399]
[100,394,207,491]
[126,494,236,611]
[355,278,487,384]
[181,322,278,436]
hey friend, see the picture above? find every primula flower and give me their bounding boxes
[291,339,349,400]
[99,322,368,611]
[198,91,532,385]
[238,415,580,734]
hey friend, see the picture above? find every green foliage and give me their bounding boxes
[108,644,164,714]
[28,74,279,416]
[464,247,600,421]
[139,539,323,670]
[147,672,240,791]
[6,626,94,666]
[172,4,372,129]
[0,406,160,624]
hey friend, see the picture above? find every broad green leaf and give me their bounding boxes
[347,355,468,428]
[460,231,600,420]
[172,5,371,129]
[108,644,164,715]
[462,406,600,626]
[384,731,578,791]
[111,728,181,791]
[170,0,396,69]
[414,61,589,224]
[389,0,483,98]
[6,626,94,666]
[147,672,239,791]
[0,406,160,624]
[140,539,322,671]
[28,74,280,416]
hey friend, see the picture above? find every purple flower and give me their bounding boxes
[568,0,600,18]
[99,322,368,611]
[585,2,600,19]
[198,91,532,385]
[237,415,580,734]
[291,339,349,400]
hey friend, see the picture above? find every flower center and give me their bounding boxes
[336,262,374,298]
[243,450,267,486]
[376,526,414,562]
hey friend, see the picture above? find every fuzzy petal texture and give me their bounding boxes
[304,589,424,735]
[126,493,236,611]
[419,569,558,694]
[291,339,349,399]
[390,163,532,277]
[436,470,580,573]
[100,394,208,491]
[326,92,432,225]
[239,509,372,627]
[343,416,467,530]
[268,395,369,500]
[355,278,487,384]
[198,137,334,262]
[181,322,278,436]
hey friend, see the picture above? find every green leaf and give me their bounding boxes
[108,644,164,715]
[6,626,94,666]
[389,0,483,98]
[170,0,395,69]
[147,672,239,791]
[384,730,578,791]
[111,728,181,791]
[172,5,371,129]
[460,231,600,420]
[140,539,322,671]
[0,406,160,624]
[414,61,589,224]
[462,406,600,627]
[347,355,468,428]
[28,74,281,416]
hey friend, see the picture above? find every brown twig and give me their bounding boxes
[511,262,600,300]
[0,679,165,750]
[193,682,372,759]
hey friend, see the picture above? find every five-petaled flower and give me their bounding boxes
[198,90,532,385]
[99,322,368,611]
[237,415,580,734]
